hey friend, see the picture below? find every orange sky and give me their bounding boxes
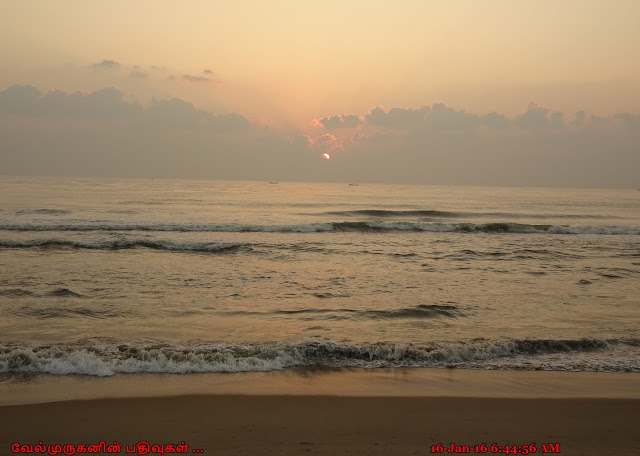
[2,0,639,128]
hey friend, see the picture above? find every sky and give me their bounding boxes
[1,0,639,188]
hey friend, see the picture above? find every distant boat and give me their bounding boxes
[269,181,278,184]
[348,183,359,186]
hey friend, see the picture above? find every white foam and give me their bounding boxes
[3,338,637,376]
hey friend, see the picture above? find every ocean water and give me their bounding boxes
[0,176,639,376]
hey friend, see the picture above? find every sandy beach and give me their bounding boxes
[2,369,639,455]
[3,395,639,455]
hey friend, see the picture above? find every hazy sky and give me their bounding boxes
[1,0,639,187]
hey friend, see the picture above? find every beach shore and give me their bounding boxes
[2,369,639,455]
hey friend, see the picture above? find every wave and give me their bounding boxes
[0,221,638,235]
[0,337,637,376]
[320,209,623,220]
[433,248,585,261]
[0,288,37,297]
[221,304,462,321]
[4,208,624,221]
[13,209,72,215]
[14,305,122,319]
[324,210,460,218]
[47,288,84,298]
[0,239,247,253]
[0,288,86,299]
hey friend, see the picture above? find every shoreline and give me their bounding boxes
[2,367,640,406]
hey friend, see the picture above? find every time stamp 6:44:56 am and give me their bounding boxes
[430,443,561,454]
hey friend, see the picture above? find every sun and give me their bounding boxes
[322,153,330,160]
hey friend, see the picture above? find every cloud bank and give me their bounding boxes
[313,114,361,129]
[1,84,638,188]
[0,85,248,131]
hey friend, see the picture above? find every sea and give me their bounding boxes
[0,176,639,376]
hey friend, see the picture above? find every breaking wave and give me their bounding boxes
[221,304,462,321]
[0,239,247,253]
[319,209,623,220]
[0,337,638,376]
[0,221,637,235]
[13,209,72,215]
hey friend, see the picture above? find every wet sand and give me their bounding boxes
[1,369,639,455]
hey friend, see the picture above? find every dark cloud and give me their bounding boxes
[40,88,140,119]
[571,111,586,127]
[203,69,215,74]
[351,131,398,144]
[90,59,121,70]
[292,133,343,155]
[429,103,480,129]
[315,114,361,129]
[366,106,430,128]
[550,112,564,128]
[614,112,640,128]
[482,112,509,128]
[0,85,41,115]
[182,75,211,83]
[365,104,485,130]
[147,99,249,132]
[210,113,250,132]
[290,134,312,149]
[147,98,202,128]
[343,105,640,187]
[166,71,221,84]
[514,103,550,128]
[311,134,343,154]
[181,74,220,85]
[318,102,639,187]
[0,85,139,119]
[147,98,249,132]
[359,102,585,131]
[0,85,248,132]
[2,86,638,188]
